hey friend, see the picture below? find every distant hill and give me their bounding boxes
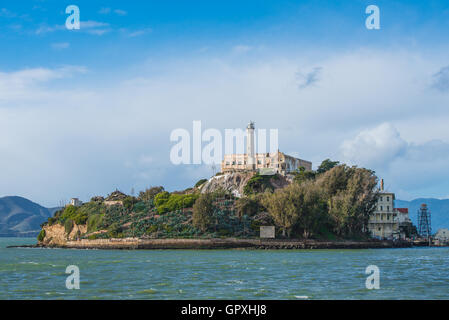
[0,196,59,237]
[396,198,449,233]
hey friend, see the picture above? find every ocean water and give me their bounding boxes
[1,238,448,299]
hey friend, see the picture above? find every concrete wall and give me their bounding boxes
[260,226,275,238]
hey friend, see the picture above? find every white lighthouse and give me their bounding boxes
[246,121,255,169]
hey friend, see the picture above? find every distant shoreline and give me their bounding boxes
[8,238,418,250]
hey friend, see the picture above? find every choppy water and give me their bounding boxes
[1,238,448,299]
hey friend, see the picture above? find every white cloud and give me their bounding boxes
[35,21,110,36]
[432,66,449,92]
[51,42,70,50]
[99,7,111,15]
[121,28,152,37]
[341,123,449,200]
[0,66,87,103]
[2,49,449,205]
[232,45,252,54]
[114,9,127,16]
[35,24,65,35]
[98,7,127,16]
[0,8,16,18]
[296,67,322,89]
[340,123,408,169]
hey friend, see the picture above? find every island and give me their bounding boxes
[35,158,415,250]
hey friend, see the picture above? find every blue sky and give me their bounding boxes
[1,0,449,206]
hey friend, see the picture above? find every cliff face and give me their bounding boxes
[200,172,256,197]
[200,171,291,197]
[41,223,87,246]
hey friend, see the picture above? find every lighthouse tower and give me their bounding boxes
[246,121,255,170]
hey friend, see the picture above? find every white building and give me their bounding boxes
[434,228,449,244]
[221,122,312,175]
[70,198,82,207]
[368,180,412,240]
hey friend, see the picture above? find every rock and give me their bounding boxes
[200,171,291,197]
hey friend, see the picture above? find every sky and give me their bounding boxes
[1,0,449,207]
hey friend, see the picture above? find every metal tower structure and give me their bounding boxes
[417,204,431,238]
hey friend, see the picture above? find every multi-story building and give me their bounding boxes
[368,180,411,240]
[221,122,312,175]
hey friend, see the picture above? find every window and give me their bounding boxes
[387,196,390,202]
[238,161,242,165]
[226,162,230,165]
[380,206,383,211]
[380,197,383,201]
[257,160,261,164]
[387,206,389,211]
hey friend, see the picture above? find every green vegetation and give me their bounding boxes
[243,173,274,195]
[262,163,378,239]
[194,178,208,188]
[40,159,379,241]
[87,213,104,233]
[139,186,164,201]
[192,193,214,232]
[37,229,45,242]
[154,192,199,214]
[64,219,74,234]
[317,159,340,174]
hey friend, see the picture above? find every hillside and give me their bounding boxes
[0,196,58,237]
[396,198,449,232]
[37,165,381,245]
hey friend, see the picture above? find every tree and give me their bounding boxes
[293,183,328,239]
[316,165,378,237]
[194,179,208,188]
[139,186,165,201]
[192,193,214,232]
[243,174,274,195]
[293,166,316,184]
[261,187,298,237]
[154,191,170,207]
[235,195,260,219]
[317,159,340,174]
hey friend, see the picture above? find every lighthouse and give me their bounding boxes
[246,121,255,170]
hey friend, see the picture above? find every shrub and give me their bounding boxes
[123,196,138,210]
[139,186,165,201]
[192,193,214,232]
[154,191,170,207]
[243,174,274,195]
[37,229,46,242]
[155,193,199,214]
[57,205,89,225]
[108,222,122,238]
[64,219,74,234]
[195,179,208,188]
[87,214,103,233]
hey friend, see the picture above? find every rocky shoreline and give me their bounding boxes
[9,238,414,250]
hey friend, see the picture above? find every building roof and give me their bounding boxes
[396,208,408,213]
